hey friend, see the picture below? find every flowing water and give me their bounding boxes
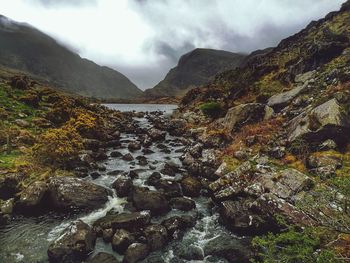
[0,104,244,263]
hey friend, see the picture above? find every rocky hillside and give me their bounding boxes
[174,1,350,261]
[0,15,142,99]
[144,48,246,98]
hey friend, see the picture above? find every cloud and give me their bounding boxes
[0,0,346,89]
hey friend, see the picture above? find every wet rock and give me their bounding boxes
[128,142,141,152]
[145,172,161,186]
[94,212,151,231]
[112,176,133,198]
[132,187,170,215]
[90,171,101,179]
[112,229,135,254]
[170,197,196,211]
[48,177,110,211]
[48,220,96,263]
[111,151,123,158]
[102,228,114,243]
[123,243,150,263]
[162,216,196,238]
[218,103,273,133]
[104,140,121,148]
[180,177,202,197]
[137,156,148,166]
[189,143,203,158]
[154,179,182,198]
[123,153,134,161]
[83,139,101,151]
[15,181,48,213]
[147,128,166,141]
[288,98,350,145]
[142,148,154,155]
[128,170,139,179]
[91,151,108,161]
[86,252,120,263]
[143,224,168,251]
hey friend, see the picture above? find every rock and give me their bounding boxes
[93,212,151,231]
[307,154,342,178]
[160,161,179,176]
[288,99,350,144]
[268,146,286,159]
[154,180,182,198]
[219,199,272,235]
[128,170,139,179]
[104,140,121,148]
[48,220,96,263]
[145,172,161,186]
[319,139,337,151]
[86,252,120,263]
[162,216,196,238]
[1,198,14,214]
[181,177,201,197]
[294,70,316,84]
[170,197,196,211]
[48,177,110,211]
[233,150,248,160]
[219,103,273,132]
[128,142,141,152]
[147,128,166,141]
[137,156,148,166]
[214,162,230,177]
[203,233,252,263]
[143,224,168,251]
[123,153,134,161]
[111,151,123,158]
[90,172,101,179]
[188,143,203,158]
[142,148,154,155]
[15,181,48,213]
[201,149,219,166]
[102,228,114,243]
[15,119,30,128]
[123,243,150,263]
[132,187,170,215]
[112,229,135,254]
[0,174,19,200]
[112,176,133,198]
[267,85,307,111]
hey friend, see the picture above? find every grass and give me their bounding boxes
[0,151,21,169]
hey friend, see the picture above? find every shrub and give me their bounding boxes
[198,101,223,118]
[68,111,98,137]
[33,125,83,165]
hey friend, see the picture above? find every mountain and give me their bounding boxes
[0,15,142,99]
[144,48,246,98]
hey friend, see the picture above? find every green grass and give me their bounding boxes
[0,151,20,169]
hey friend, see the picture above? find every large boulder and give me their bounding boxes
[267,85,307,111]
[123,243,150,263]
[15,181,48,213]
[287,99,350,145]
[132,187,170,215]
[48,220,96,263]
[112,176,133,198]
[180,177,202,197]
[93,211,151,231]
[112,229,135,254]
[143,224,168,251]
[170,197,196,211]
[219,103,273,133]
[48,177,110,211]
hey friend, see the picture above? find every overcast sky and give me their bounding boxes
[1,0,345,90]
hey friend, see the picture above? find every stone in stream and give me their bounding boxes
[147,128,166,141]
[85,252,120,263]
[142,148,154,155]
[162,215,196,238]
[47,220,96,263]
[123,153,134,161]
[123,243,150,263]
[132,187,170,215]
[145,172,161,186]
[136,156,148,166]
[90,171,101,179]
[154,179,182,198]
[112,176,133,198]
[128,142,141,152]
[15,181,48,213]
[112,229,136,254]
[180,176,202,197]
[143,224,168,251]
[110,151,123,158]
[47,176,111,211]
[93,211,151,231]
[160,161,180,176]
[170,197,196,211]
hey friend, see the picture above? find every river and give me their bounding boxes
[0,104,246,263]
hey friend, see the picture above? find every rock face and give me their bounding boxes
[219,103,273,132]
[48,220,96,263]
[48,177,110,211]
[288,99,350,144]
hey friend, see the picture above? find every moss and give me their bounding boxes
[0,151,21,169]
[198,101,223,118]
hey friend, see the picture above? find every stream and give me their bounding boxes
[0,104,247,263]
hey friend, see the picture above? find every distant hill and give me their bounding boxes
[144,48,246,98]
[0,15,142,99]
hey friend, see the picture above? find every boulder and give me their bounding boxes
[102,228,114,243]
[180,177,201,197]
[112,176,133,198]
[288,99,350,144]
[47,220,96,263]
[48,177,110,211]
[307,154,342,179]
[0,174,19,200]
[219,103,273,132]
[93,212,151,231]
[154,180,182,198]
[122,153,134,161]
[170,197,196,211]
[267,85,307,111]
[128,142,141,152]
[143,224,168,251]
[112,229,135,254]
[110,151,123,158]
[132,187,170,215]
[147,128,166,141]
[123,243,150,263]
[15,181,48,213]
[162,216,196,238]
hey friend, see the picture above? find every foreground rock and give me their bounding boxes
[123,243,149,263]
[132,187,170,215]
[48,177,110,211]
[48,220,96,263]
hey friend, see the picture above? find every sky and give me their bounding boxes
[0,0,346,90]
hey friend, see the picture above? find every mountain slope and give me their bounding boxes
[144,48,246,98]
[0,15,142,99]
